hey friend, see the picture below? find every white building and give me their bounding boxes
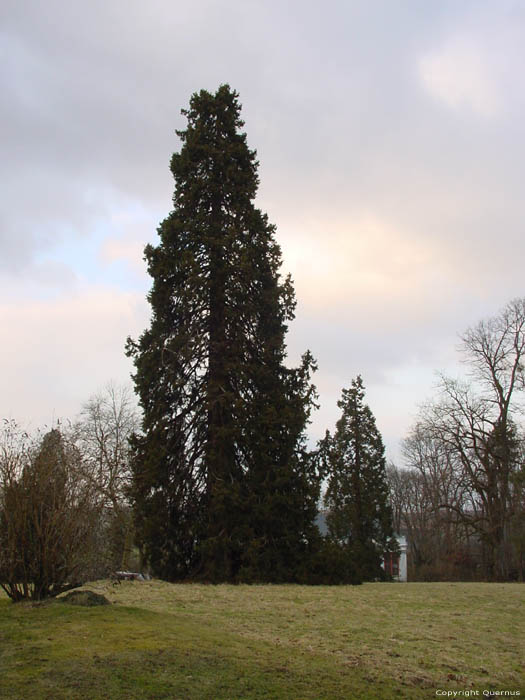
[383,534,408,582]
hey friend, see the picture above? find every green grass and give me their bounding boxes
[0,581,523,699]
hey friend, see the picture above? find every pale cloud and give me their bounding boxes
[418,37,501,117]
[100,238,146,273]
[282,213,445,323]
[98,207,162,276]
[0,288,148,427]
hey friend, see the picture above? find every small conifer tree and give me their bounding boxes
[320,376,395,580]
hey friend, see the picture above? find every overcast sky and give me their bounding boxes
[2,0,525,462]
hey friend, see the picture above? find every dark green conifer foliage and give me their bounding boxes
[127,85,318,582]
[320,376,394,581]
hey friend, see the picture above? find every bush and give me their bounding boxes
[303,539,363,585]
[0,424,102,601]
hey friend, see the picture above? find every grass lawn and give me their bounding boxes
[0,580,523,699]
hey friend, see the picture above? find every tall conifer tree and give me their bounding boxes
[127,85,318,582]
[320,376,394,580]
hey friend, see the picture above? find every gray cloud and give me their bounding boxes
[2,0,525,458]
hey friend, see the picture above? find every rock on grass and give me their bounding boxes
[60,590,111,606]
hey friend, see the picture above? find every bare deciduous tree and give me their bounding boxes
[388,426,477,580]
[74,383,140,570]
[413,298,525,579]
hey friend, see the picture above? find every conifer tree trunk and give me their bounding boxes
[205,207,236,579]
